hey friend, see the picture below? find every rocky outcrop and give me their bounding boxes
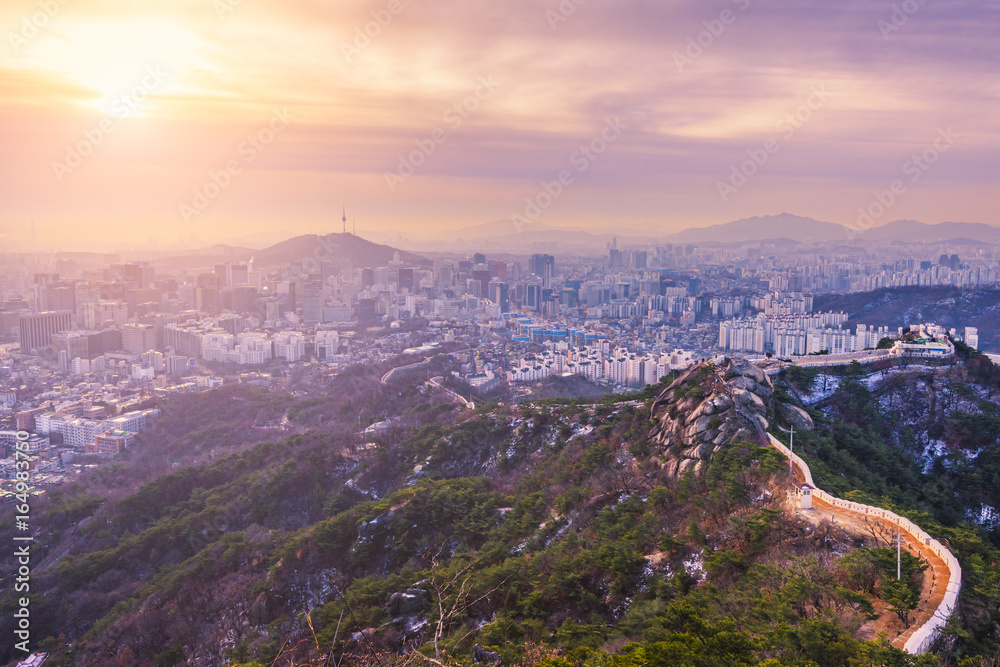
[650,358,775,477]
[782,404,815,431]
[472,645,502,664]
[386,588,429,616]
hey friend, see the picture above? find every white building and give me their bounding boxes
[721,311,856,356]
[274,333,305,361]
[230,332,272,365]
[106,408,160,433]
[965,327,979,350]
[141,350,165,372]
[509,345,695,388]
[70,357,91,376]
[315,330,340,360]
[35,412,71,437]
[83,300,127,329]
[201,332,235,362]
[121,323,157,355]
[64,418,103,447]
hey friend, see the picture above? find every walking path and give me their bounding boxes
[381,357,432,384]
[427,376,475,410]
[767,434,962,654]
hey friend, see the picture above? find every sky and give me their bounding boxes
[0,0,997,251]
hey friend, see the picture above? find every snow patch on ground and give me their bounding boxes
[615,446,635,467]
[800,365,947,405]
[642,551,672,587]
[511,537,529,554]
[611,597,632,620]
[920,439,949,472]
[545,522,570,547]
[798,374,842,404]
[682,550,705,582]
[969,504,999,528]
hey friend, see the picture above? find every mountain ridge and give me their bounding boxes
[369,215,1000,253]
[154,216,1000,261]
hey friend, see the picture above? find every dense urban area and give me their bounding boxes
[3,226,1000,667]
[1,229,996,497]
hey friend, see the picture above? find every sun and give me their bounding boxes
[25,17,210,116]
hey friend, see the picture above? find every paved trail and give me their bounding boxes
[798,481,950,648]
[770,434,960,653]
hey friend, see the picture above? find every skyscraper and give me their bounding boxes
[525,284,543,312]
[529,254,555,288]
[529,254,555,278]
[302,281,324,324]
[397,268,415,291]
[489,281,510,313]
[473,269,491,297]
[609,238,623,268]
[18,311,73,353]
[233,286,258,313]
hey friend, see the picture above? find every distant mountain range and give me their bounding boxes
[667,214,1000,245]
[666,213,851,244]
[155,215,1000,267]
[362,220,663,256]
[855,220,1000,244]
[363,214,1000,254]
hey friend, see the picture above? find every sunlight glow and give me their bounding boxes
[25,18,208,116]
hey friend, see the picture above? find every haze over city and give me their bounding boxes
[5,2,1000,667]
[1,0,998,250]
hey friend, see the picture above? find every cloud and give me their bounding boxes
[0,0,997,246]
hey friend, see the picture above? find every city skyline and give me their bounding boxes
[1,0,998,249]
[4,2,1000,660]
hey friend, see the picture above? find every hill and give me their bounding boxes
[3,358,1000,665]
[155,234,430,272]
[668,213,851,244]
[252,233,431,267]
[512,374,613,403]
[814,286,1000,353]
[665,215,1000,246]
[858,220,1000,244]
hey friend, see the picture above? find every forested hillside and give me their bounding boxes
[814,286,1000,353]
[2,354,1000,667]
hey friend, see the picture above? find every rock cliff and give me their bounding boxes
[650,358,775,476]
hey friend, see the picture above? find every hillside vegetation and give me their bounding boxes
[2,355,1000,666]
[814,286,1000,353]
